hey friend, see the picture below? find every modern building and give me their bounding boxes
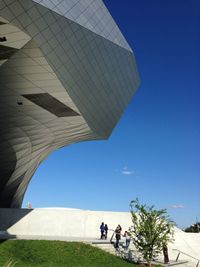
[0,0,140,208]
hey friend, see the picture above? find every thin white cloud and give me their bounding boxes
[170,205,185,209]
[121,167,135,176]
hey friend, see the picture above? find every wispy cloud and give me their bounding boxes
[121,167,135,176]
[122,170,134,175]
[170,205,185,209]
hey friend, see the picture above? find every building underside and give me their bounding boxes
[0,0,140,208]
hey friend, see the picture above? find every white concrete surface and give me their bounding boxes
[0,208,199,264]
[0,208,131,239]
[166,228,200,265]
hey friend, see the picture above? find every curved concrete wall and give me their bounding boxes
[0,208,132,239]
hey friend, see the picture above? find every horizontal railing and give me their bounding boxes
[173,249,200,267]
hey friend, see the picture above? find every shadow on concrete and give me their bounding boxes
[0,230,16,242]
[0,208,33,240]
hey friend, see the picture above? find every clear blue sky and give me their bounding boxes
[23,0,200,229]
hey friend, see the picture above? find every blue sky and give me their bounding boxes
[23,0,200,229]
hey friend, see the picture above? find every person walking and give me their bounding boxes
[124,230,131,250]
[100,222,105,239]
[104,224,108,239]
[115,225,122,248]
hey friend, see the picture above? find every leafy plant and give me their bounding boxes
[129,198,174,266]
[185,222,200,233]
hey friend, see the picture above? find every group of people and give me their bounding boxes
[99,222,169,263]
[99,223,131,249]
[100,222,108,239]
[114,224,131,249]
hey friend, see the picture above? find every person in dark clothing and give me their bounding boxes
[104,224,108,239]
[100,222,105,239]
[163,244,169,264]
[115,224,122,248]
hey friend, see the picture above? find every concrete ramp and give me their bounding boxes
[166,228,200,266]
[172,228,200,257]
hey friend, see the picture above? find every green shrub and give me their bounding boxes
[129,198,174,266]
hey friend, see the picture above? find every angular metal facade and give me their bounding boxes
[0,0,140,208]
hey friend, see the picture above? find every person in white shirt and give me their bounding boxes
[124,230,131,250]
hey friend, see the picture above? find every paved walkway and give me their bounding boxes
[0,231,110,243]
